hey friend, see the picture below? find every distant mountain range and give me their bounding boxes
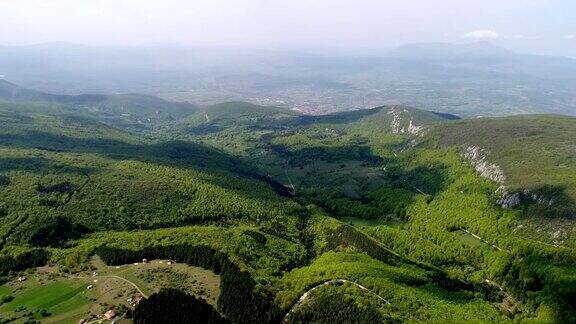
[0,79,196,128]
[1,42,575,117]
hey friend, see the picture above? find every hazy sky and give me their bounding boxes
[1,0,575,56]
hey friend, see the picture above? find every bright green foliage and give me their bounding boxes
[286,283,386,323]
[0,279,90,322]
[0,100,575,323]
[51,224,307,278]
[277,251,507,323]
[0,104,303,248]
[426,114,576,246]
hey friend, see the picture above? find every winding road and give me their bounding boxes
[69,273,148,298]
[460,228,504,251]
[282,279,389,323]
[101,275,148,298]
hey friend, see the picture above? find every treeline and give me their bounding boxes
[0,248,48,279]
[96,244,281,324]
[96,244,221,270]
[322,223,472,291]
[134,288,229,324]
[286,284,384,324]
[271,143,383,165]
[0,175,9,187]
[29,216,91,247]
[36,181,76,194]
[301,189,382,220]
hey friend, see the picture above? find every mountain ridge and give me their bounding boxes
[2,42,576,116]
[0,79,198,127]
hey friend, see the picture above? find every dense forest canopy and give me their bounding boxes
[0,86,575,323]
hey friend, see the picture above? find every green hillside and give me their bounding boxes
[0,79,197,129]
[0,97,575,323]
[204,101,300,121]
[425,115,576,246]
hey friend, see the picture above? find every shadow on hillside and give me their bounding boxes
[290,107,384,126]
[0,130,292,198]
[270,143,384,166]
[0,156,96,175]
[517,185,575,219]
[0,131,133,153]
[185,124,223,135]
[384,163,453,197]
[0,112,35,123]
[430,111,461,120]
[0,131,246,171]
[414,283,474,304]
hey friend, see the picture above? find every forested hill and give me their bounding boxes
[178,103,458,139]
[423,114,576,244]
[0,98,575,323]
[0,79,197,127]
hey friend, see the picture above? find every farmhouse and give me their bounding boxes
[104,309,116,320]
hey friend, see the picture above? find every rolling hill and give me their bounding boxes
[424,114,576,245]
[0,79,197,128]
[184,101,301,130]
[0,99,575,323]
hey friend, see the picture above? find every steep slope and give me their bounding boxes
[296,105,459,135]
[0,101,299,248]
[184,104,576,322]
[1,100,575,323]
[425,114,576,245]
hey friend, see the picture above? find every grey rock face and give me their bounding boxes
[498,192,521,208]
[461,146,557,209]
[387,107,425,136]
[463,146,506,184]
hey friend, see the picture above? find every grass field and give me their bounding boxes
[0,277,91,323]
[450,229,491,249]
[263,160,386,199]
[340,216,404,228]
[90,257,221,306]
[0,257,221,323]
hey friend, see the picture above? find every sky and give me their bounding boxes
[1,0,575,56]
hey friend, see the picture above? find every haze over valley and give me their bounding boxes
[2,42,576,117]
